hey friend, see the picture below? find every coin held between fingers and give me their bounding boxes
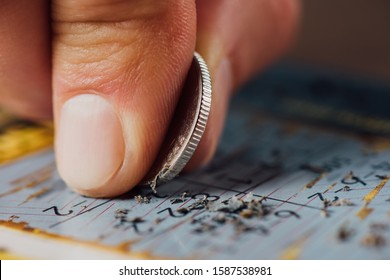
[142,52,212,192]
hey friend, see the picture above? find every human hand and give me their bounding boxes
[0,0,300,197]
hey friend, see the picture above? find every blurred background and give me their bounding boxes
[288,0,390,82]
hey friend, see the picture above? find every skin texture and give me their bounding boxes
[0,0,300,197]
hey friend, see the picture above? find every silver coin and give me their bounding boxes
[142,52,212,192]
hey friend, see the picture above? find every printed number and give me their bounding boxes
[341,176,366,186]
[42,206,73,216]
[274,210,300,219]
[191,192,220,202]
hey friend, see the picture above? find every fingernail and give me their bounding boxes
[56,94,125,192]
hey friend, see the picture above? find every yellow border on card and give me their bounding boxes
[0,121,54,165]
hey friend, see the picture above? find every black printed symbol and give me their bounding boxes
[335,186,352,193]
[157,207,187,218]
[307,192,324,201]
[341,176,366,186]
[274,210,300,219]
[43,206,73,216]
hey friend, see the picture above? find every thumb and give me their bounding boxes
[52,0,196,197]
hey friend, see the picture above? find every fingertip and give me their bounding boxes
[52,0,196,197]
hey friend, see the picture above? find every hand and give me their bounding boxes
[0,0,300,197]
